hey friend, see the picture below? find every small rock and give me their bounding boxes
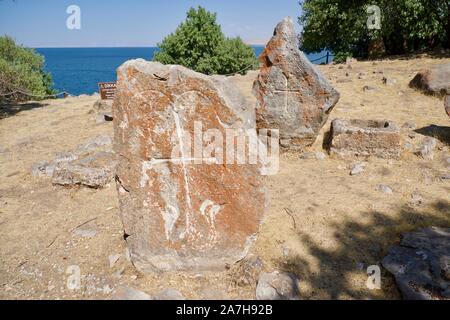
[350,163,365,176]
[363,86,377,92]
[153,289,185,301]
[336,78,353,84]
[300,152,316,160]
[108,254,122,268]
[256,271,300,300]
[93,100,113,112]
[112,286,152,300]
[231,255,265,287]
[416,137,438,160]
[32,161,55,178]
[377,184,393,194]
[382,77,397,86]
[76,134,112,154]
[200,287,229,300]
[358,73,368,80]
[95,113,114,124]
[402,121,417,130]
[315,152,326,161]
[410,192,424,206]
[72,228,97,238]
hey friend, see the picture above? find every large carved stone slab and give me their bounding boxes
[113,59,267,273]
[253,17,340,150]
[329,119,401,159]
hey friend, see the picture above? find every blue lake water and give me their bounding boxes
[35,47,332,96]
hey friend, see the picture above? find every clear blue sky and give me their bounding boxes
[0,0,302,48]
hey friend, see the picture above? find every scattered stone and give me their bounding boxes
[32,161,56,178]
[114,59,267,272]
[52,152,117,188]
[330,119,401,159]
[416,137,438,160]
[350,162,365,176]
[445,95,450,117]
[358,72,368,80]
[382,227,450,300]
[409,63,450,96]
[231,255,265,287]
[256,271,300,300]
[93,99,113,112]
[382,77,397,86]
[95,113,114,124]
[315,152,326,161]
[72,227,97,238]
[363,85,377,92]
[402,121,417,130]
[76,134,112,154]
[253,17,340,150]
[376,184,393,194]
[112,286,152,300]
[299,152,316,160]
[200,287,229,300]
[337,78,353,84]
[108,254,122,268]
[410,192,424,206]
[153,289,185,301]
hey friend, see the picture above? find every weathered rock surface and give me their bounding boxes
[93,99,113,112]
[153,288,185,301]
[382,227,450,300]
[416,137,438,160]
[445,95,450,118]
[112,286,152,300]
[52,152,117,188]
[253,17,340,150]
[256,271,300,300]
[409,63,450,96]
[113,59,267,273]
[329,119,401,159]
[230,254,265,287]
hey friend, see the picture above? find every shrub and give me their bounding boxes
[153,6,258,75]
[0,36,55,103]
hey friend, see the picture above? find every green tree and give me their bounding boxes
[0,36,55,103]
[153,6,258,75]
[299,0,450,61]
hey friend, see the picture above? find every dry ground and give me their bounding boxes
[0,54,449,300]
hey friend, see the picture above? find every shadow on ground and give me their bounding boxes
[275,200,450,299]
[0,102,48,119]
[416,125,450,145]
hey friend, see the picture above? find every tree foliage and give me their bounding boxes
[0,36,55,103]
[299,0,450,61]
[153,6,258,75]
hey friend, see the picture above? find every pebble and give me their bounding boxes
[377,184,393,194]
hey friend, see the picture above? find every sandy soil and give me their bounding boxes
[0,55,449,300]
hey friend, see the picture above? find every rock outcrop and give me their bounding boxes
[113,59,267,273]
[253,17,340,150]
[382,227,450,300]
[409,63,450,96]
